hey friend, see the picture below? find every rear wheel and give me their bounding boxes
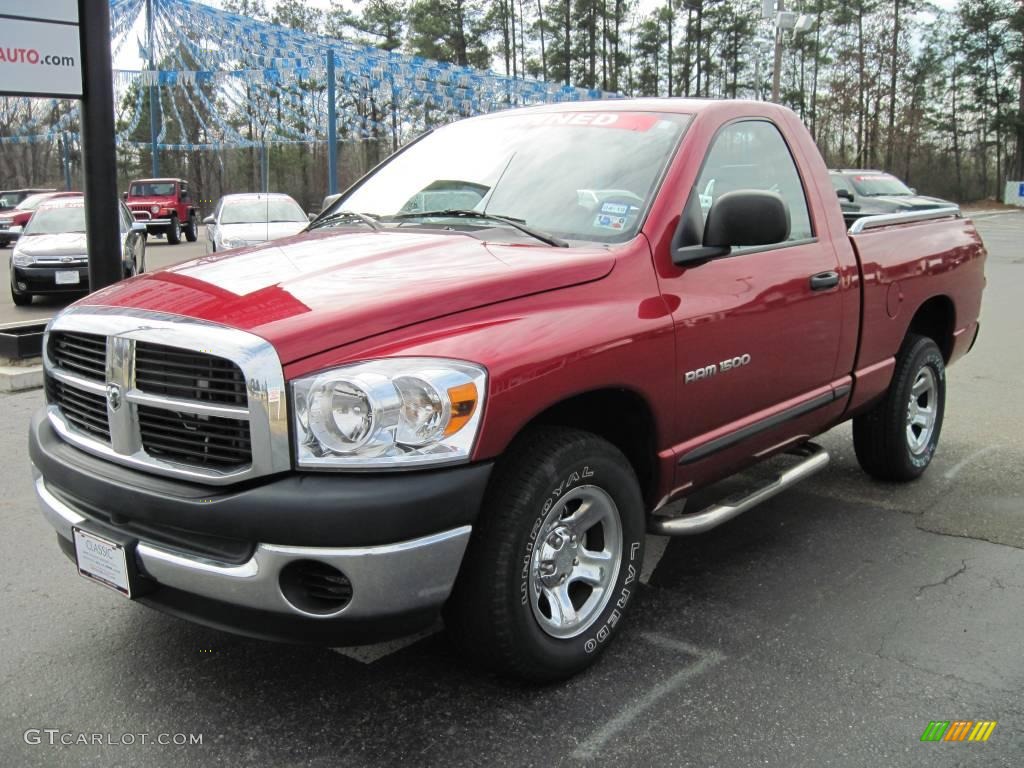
[445,427,645,681]
[184,212,198,242]
[853,334,946,481]
[166,214,181,245]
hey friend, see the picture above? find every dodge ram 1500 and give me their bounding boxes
[30,99,986,681]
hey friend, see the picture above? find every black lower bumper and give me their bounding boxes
[31,409,492,645]
[12,265,89,295]
[30,409,491,550]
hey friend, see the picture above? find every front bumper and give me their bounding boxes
[12,265,89,294]
[30,409,491,644]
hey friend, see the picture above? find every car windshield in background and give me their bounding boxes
[23,205,86,235]
[337,111,690,244]
[222,199,307,224]
[130,182,176,196]
[850,175,913,196]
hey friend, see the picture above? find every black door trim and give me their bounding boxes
[678,387,846,465]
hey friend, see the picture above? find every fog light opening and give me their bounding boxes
[278,559,353,616]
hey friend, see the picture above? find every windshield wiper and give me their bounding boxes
[389,209,568,247]
[308,211,381,231]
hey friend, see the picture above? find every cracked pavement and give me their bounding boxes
[1,214,1022,767]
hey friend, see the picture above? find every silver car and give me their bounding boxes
[204,193,311,252]
[9,196,146,306]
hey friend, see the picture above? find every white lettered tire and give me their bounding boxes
[445,427,645,681]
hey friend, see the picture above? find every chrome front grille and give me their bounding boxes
[43,308,290,485]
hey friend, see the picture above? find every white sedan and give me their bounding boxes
[204,193,312,252]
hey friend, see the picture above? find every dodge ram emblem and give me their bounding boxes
[105,384,122,411]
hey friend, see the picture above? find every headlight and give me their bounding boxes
[11,250,32,266]
[292,358,486,470]
[150,205,160,214]
[220,237,247,249]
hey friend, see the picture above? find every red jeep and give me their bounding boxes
[124,178,199,245]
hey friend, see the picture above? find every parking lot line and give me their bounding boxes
[572,634,724,760]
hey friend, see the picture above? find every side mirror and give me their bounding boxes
[909,187,917,195]
[674,190,790,266]
[307,212,316,221]
[321,193,341,212]
[122,192,128,201]
[836,188,854,201]
[202,215,215,225]
[703,190,790,249]
[130,222,147,233]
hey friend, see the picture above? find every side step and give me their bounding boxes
[649,443,830,536]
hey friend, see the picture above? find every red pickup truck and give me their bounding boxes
[124,178,199,244]
[30,99,985,682]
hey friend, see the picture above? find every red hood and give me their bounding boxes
[126,197,176,207]
[0,210,31,225]
[80,229,615,364]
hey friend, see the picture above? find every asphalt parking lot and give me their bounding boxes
[0,233,208,326]
[0,213,1021,767]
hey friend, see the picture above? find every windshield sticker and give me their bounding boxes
[593,213,628,230]
[513,112,659,132]
[600,202,629,215]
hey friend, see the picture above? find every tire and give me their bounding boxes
[445,426,645,682]
[10,285,31,306]
[184,212,198,242]
[853,334,946,481]
[166,214,181,245]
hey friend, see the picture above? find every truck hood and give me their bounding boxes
[126,197,174,208]
[859,195,953,212]
[81,229,615,364]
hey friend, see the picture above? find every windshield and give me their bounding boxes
[337,110,689,243]
[23,205,86,235]
[221,198,306,224]
[849,174,913,197]
[130,182,176,197]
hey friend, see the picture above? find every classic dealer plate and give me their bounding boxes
[73,528,131,597]
[55,270,80,285]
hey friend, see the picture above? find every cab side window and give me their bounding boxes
[179,185,191,202]
[693,120,813,243]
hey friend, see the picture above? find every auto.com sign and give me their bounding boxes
[0,0,82,97]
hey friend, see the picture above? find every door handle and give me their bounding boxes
[809,271,840,291]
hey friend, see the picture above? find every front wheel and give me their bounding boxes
[853,334,946,481]
[184,212,198,242]
[445,427,645,681]
[166,214,181,245]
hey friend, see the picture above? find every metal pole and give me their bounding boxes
[260,142,268,193]
[61,133,72,190]
[78,0,123,292]
[326,48,338,195]
[771,0,784,103]
[147,0,160,176]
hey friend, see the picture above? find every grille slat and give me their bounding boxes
[49,331,106,381]
[134,341,247,406]
[138,405,251,470]
[46,377,110,441]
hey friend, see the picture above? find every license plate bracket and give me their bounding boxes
[55,270,80,285]
[73,527,134,597]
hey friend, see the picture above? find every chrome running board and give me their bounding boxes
[649,443,830,536]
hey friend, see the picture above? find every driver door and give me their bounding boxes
[658,119,846,484]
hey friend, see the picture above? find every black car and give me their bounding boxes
[829,170,956,218]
